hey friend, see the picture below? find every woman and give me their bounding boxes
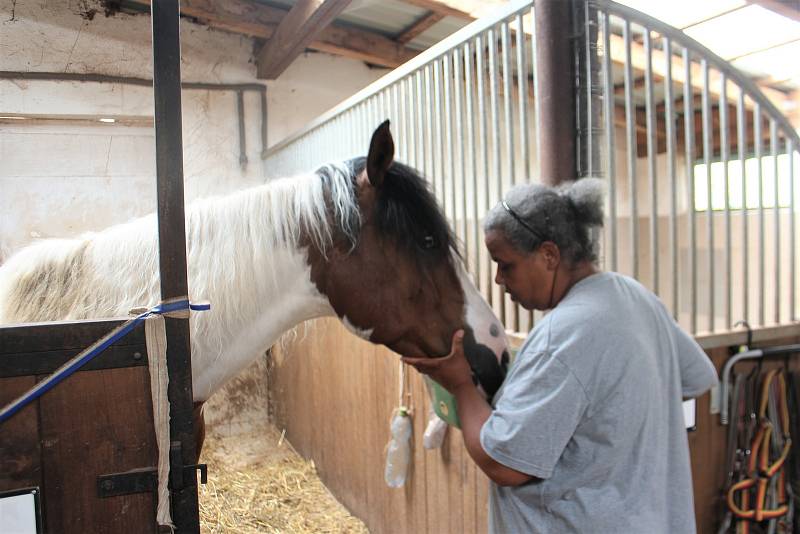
[403,178,718,533]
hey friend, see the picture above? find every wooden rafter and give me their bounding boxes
[399,0,473,20]
[126,0,417,69]
[746,0,800,23]
[396,12,445,44]
[257,0,352,79]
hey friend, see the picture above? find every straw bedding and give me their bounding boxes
[198,423,369,533]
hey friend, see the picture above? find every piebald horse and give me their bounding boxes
[0,121,509,452]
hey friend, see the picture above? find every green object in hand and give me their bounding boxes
[425,376,461,428]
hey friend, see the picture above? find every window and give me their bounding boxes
[693,152,799,211]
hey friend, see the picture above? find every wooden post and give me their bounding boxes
[150,1,199,531]
[534,0,576,186]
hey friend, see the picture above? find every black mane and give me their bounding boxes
[344,157,459,266]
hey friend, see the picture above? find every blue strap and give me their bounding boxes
[0,299,210,425]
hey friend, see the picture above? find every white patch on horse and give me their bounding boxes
[456,261,508,360]
[341,315,374,340]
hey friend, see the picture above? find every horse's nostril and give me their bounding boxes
[489,323,500,337]
[501,350,510,366]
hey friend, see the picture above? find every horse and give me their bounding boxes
[0,120,510,453]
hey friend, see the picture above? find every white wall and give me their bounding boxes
[0,0,388,258]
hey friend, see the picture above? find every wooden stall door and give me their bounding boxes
[0,321,159,533]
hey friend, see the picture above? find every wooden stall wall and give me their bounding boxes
[268,318,800,534]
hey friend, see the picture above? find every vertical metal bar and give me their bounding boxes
[409,76,417,169]
[425,66,435,190]
[737,89,748,323]
[584,1,594,178]
[489,26,504,319]
[701,60,714,332]
[664,36,678,319]
[465,42,479,282]
[454,50,467,258]
[150,1,199,529]
[501,21,517,330]
[623,20,638,279]
[416,71,426,177]
[644,29,658,293]
[531,6,541,182]
[683,48,697,334]
[720,74,731,330]
[603,12,617,273]
[755,103,764,326]
[516,13,530,182]
[771,119,779,323]
[433,60,443,200]
[790,140,796,321]
[444,54,455,221]
[477,34,492,304]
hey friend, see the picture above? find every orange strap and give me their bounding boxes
[725,370,792,525]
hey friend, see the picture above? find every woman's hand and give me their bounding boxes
[402,330,475,394]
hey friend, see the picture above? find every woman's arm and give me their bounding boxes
[403,332,534,487]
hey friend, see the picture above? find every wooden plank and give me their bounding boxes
[396,12,446,45]
[39,367,157,533]
[0,376,42,491]
[127,0,418,69]
[257,0,352,79]
[0,320,144,355]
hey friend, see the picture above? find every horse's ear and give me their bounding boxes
[366,120,394,188]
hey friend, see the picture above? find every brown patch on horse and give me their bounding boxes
[193,401,206,462]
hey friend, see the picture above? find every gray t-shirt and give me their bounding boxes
[480,272,717,534]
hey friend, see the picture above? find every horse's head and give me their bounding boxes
[309,121,509,397]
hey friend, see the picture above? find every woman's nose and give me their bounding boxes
[494,268,503,286]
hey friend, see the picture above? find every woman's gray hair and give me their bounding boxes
[483,178,605,263]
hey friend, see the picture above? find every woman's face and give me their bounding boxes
[485,229,556,311]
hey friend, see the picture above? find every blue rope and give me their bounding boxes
[0,299,210,425]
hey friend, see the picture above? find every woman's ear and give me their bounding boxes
[540,242,561,269]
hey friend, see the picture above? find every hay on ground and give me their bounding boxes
[199,424,369,533]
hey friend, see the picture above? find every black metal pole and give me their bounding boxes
[534,0,576,186]
[150,1,199,531]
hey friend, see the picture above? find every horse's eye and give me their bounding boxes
[423,235,436,249]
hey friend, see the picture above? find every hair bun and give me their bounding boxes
[560,178,605,227]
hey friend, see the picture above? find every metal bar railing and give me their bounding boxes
[601,12,618,273]
[684,47,697,334]
[701,59,714,333]
[644,29,658,294]
[623,19,638,280]
[263,0,799,338]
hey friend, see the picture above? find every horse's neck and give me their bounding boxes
[188,181,337,401]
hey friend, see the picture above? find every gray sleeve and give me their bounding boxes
[673,324,718,398]
[479,351,588,479]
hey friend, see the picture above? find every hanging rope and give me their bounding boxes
[144,314,174,530]
[725,369,793,532]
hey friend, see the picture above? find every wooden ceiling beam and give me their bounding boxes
[399,0,473,20]
[746,0,800,23]
[127,0,417,69]
[396,12,445,44]
[257,0,352,79]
